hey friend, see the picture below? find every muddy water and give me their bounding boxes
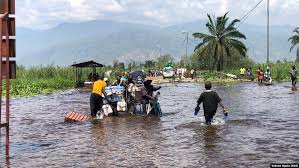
[1,82,299,167]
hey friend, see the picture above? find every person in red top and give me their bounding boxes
[257,67,264,83]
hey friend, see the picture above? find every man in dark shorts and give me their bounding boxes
[290,65,297,87]
[90,74,107,118]
[195,81,226,125]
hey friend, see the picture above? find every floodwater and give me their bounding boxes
[1,82,299,168]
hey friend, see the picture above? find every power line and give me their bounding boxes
[237,0,264,28]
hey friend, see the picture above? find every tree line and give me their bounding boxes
[114,12,299,72]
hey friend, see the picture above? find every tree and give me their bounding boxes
[145,60,156,69]
[193,13,247,71]
[119,62,125,70]
[156,54,174,68]
[113,60,119,68]
[288,27,299,61]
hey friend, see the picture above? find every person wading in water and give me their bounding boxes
[90,74,107,118]
[194,81,227,125]
[257,67,264,83]
[141,80,161,114]
[290,65,297,87]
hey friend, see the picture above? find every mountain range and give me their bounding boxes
[16,19,298,66]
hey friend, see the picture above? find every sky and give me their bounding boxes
[17,0,299,30]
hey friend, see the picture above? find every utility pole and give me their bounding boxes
[267,0,270,64]
[156,44,161,57]
[182,31,189,57]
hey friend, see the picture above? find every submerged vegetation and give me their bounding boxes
[5,66,75,97]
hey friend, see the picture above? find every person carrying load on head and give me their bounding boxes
[90,74,107,118]
[289,65,297,87]
[141,80,161,114]
[195,81,227,125]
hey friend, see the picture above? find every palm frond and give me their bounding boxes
[207,14,216,35]
[223,30,246,39]
[226,39,247,57]
[294,29,299,35]
[288,35,299,52]
[222,19,240,35]
[226,19,240,29]
[192,32,213,39]
[193,12,247,70]
[194,36,216,51]
[216,12,229,36]
[194,42,207,52]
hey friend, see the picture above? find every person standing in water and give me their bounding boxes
[195,81,227,125]
[90,74,107,118]
[257,67,264,83]
[264,68,272,83]
[290,65,297,87]
[141,80,161,114]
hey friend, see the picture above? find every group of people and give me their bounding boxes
[89,72,161,118]
[196,64,298,125]
[90,72,225,125]
[89,64,298,125]
[256,65,297,86]
[90,73,222,125]
[147,69,163,77]
[257,65,272,83]
[239,67,253,76]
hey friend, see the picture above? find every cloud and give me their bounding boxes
[17,0,125,29]
[16,0,299,30]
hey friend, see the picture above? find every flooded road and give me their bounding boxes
[1,82,299,167]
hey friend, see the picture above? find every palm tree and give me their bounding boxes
[193,13,247,71]
[288,27,299,52]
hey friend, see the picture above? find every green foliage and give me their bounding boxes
[192,12,247,71]
[289,27,299,52]
[156,54,175,69]
[191,61,299,82]
[5,66,75,97]
[144,60,156,69]
[182,50,254,72]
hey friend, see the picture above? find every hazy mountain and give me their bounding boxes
[16,19,297,66]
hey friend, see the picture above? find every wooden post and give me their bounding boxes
[0,18,2,154]
[5,16,10,159]
[0,0,16,159]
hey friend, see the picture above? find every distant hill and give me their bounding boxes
[16,19,297,66]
